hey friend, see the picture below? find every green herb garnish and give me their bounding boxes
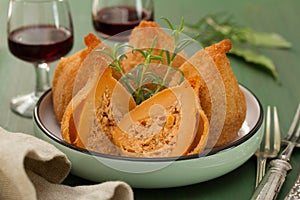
[184,13,291,80]
[97,18,191,104]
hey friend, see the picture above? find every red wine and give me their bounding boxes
[8,25,73,63]
[92,6,153,40]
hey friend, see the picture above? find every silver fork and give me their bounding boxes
[255,105,281,187]
[251,102,300,200]
[282,104,300,146]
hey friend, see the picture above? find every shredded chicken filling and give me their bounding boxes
[126,104,181,154]
[86,87,121,155]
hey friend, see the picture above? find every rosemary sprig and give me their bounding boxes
[96,43,136,94]
[124,36,165,104]
[96,18,190,104]
[184,13,291,81]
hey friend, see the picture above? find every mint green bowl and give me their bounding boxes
[33,85,263,188]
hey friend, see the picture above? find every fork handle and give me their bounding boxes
[251,159,292,200]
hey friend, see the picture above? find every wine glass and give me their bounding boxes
[7,0,74,118]
[92,0,154,41]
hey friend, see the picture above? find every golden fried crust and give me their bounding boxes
[54,29,246,155]
[52,34,101,123]
[60,46,113,148]
[121,20,187,74]
[180,39,246,148]
[199,39,233,120]
[204,39,246,147]
[52,50,84,123]
[136,20,160,28]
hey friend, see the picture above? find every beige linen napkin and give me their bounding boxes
[0,127,134,200]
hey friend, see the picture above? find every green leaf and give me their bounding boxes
[161,49,171,65]
[132,48,146,58]
[176,38,194,52]
[238,27,292,48]
[182,13,293,82]
[161,17,174,30]
[150,36,158,50]
[149,55,163,61]
[179,17,185,32]
[230,46,279,80]
[117,53,128,61]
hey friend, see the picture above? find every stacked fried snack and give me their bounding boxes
[52,21,246,158]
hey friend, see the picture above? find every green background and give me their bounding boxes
[1,0,300,199]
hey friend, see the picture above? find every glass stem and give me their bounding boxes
[34,63,50,98]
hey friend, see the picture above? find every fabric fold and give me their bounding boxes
[0,127,134,200]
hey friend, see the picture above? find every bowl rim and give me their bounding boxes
[34,84,263,162]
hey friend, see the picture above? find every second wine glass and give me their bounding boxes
[7,0,74,118]
[92,0,154,41]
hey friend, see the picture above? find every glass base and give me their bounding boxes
[10,92,38,118]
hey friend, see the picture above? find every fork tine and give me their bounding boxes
[264,106,271,152]
[294,105,300,139]
[273,106,281,154]
[296,103,300,147]
[296,117,300,138]
[284,103,300,141]
[278,103,300,163]
[260,106,271,181]
[255,105,281,187]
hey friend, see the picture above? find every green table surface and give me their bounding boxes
[1,0,300,199]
